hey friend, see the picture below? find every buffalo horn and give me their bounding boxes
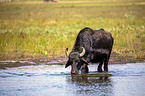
[80,47,85,57]
[65,48,69,57]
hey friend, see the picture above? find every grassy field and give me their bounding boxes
[0,0,145,60]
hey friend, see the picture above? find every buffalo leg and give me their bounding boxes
[104,59,108,72]
[81,64,89,74]
[98,61,103,72]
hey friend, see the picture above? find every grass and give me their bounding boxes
[0,0,145,60]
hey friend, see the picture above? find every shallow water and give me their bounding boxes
[0,62,145,96]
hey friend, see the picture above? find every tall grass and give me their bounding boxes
[0,0,145,59]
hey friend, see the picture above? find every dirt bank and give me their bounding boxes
[0,52,144,69]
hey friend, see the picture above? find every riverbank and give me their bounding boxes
[0,52,144,69]
[0,0,145,69]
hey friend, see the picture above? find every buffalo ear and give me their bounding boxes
[65,60,71,68]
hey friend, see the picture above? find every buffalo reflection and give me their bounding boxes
[66,73,113,96]
[67,73,111,83]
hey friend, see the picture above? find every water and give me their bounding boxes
[0,62,145,96]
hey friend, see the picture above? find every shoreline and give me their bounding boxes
[0,52,144,69]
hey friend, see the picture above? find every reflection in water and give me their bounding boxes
[66,74,113,96]
[70,74,110,83]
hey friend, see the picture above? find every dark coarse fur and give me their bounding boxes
[65,27,114,74]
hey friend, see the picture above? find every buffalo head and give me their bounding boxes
[65,47,88,74]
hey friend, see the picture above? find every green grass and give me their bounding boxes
[0,0,145,59]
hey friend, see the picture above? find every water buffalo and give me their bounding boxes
[65,27,114,74]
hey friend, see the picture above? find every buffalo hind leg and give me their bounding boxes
[98,61,103,72]
[81,64,89,74]
[104,59,109,72]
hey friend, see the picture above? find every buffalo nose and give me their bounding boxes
[71,71,78,74]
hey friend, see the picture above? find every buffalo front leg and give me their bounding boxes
[81,64,89,74]
[98,61,103,72]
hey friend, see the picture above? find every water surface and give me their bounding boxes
[0,62,145,96]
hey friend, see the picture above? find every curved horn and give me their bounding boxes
[65,48,69,57]
[80,47,85,57]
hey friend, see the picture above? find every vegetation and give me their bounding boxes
[0,0,145,60]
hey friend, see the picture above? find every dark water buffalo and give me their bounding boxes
[65,27,114,74]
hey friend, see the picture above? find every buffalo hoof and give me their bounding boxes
[98,68,103,72]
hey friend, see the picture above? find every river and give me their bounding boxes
[0,62,145,96]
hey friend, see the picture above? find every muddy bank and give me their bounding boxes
[109,52,145,64]
[0,52,144,69]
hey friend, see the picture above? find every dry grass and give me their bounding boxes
[0,0,145,59]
